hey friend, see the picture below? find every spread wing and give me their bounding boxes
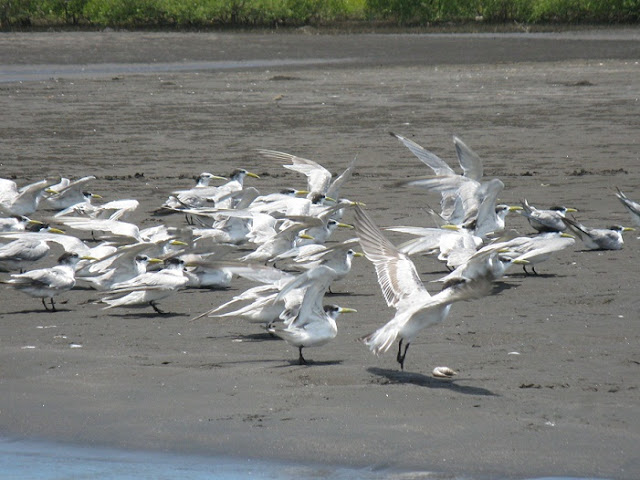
[390,132,456,176]
[353,206,429,309]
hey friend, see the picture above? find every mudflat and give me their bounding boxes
[1,30,639,479]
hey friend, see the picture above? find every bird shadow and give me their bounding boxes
[275,359,344,368]
[367,367,498,396]
[491,281,520,294]
[232,331,279,342]
[105,311,189,319]
[72,285,98,291]
[326,291,375,298]
[507,272,563,279]
[9,308,71,315]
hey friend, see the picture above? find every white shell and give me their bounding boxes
[432,366,457,378]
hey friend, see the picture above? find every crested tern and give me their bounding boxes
[101,257,190,313]
[562,217,634,250]
[1,251,93,311]
[0,223,66,271]
[80,253,163,291]
[0,216,45,232]
[267,264,357,364]
[0,177,59,216]
[494,232,575,275]
[519,199,577,233]
[45,176,99,210]
[354,205,491,370]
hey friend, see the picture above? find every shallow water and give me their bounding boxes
[0,438,609,480]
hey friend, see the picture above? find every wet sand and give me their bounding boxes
[1,30,639,479]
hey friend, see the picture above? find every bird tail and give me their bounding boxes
[359,322,398,356]
[561,216,587,238]
[519,198,533,216]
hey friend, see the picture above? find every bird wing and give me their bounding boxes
[453,136,483,182]
[413,276,493,314]
[0,231,90,256]
[515,234,575,261]
[56,217,140,242]
[0,178,19,205]
[390,132,456,176]
[108,271,186,293]
[54,175,96,195]
[290,274,334,329]
[0,238,46,261]
[10,266,69,288]
[326,155,358,200]
[616,188,640,225]
[258,149,332,194]
[354,206,429,308]
[561,217,590,240]
[472,178,505,237]
[99,199,139,221]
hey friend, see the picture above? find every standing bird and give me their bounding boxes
[562,217,634,250]
[1,251,91,311]
[100,257,190,313]
[354,206,491,371]
[267,265,357,364]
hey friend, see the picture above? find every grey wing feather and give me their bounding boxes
[354,206,428,308]
[453,136,483,181]
[390,132,456,176]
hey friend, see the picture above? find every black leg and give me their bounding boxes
[298,346,308,365]
[50,298,56,312]
[523,264,529,276]
[396,339,410,370]
[42,298,50,311]
[532,265,538,275]
[150,301,164,314]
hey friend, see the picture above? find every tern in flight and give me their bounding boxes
[354,205,492,370]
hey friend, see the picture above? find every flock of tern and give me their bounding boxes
[1,134,637,371]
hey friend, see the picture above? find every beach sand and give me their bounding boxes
[0,30,639,479]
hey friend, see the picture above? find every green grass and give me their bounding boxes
[1,0,639,29]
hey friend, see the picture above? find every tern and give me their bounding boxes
[1,251,93,311]
[0,216,46,232]
[80,253,163,290]
[0,224,66,272]
[267,264,357,364]
[0,177,59,216]
[435,248,528,284]
[392,224,482,270]
[493,232,575,275]
[268,304,356,365]
[258,149,333,196]
[519,199,577,233]
[101,257,190,313]
[45,176,100,210]
[55,198,139,221]
[562,217,634,250]
[391,133,484,223]
[158,172,228,212]
[239,223,314,263]
[354,205,491,370]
